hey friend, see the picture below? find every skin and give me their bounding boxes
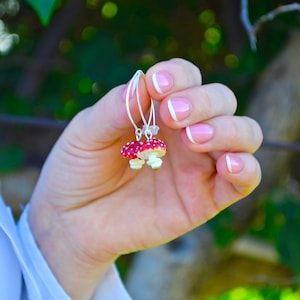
[28,59,263,299]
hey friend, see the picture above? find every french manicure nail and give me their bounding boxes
[186,124,214,144]
[167,98,192,122]
[152,71,173,94]
[226,154,244,173]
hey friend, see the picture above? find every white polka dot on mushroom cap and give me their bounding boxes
[121,140,144,159]
[140,138,167,152]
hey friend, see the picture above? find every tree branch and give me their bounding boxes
[240,0,300,50]
[0,55,72,71]
[1,113,300,152]
[16,0,86,100]
[0,114,68,129]
[262,140,300,152]
[240,0,256,50]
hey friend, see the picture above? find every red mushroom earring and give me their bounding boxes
[121,70,167,170]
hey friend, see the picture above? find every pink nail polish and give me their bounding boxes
[226,154,244,173]
[168,98,192,121]
[152,71,173,94]
[186,124,214,144]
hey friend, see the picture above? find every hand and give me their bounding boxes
[28,59,262,299]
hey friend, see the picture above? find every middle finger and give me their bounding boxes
[159,83,237,128]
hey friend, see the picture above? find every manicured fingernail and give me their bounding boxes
[186,124,214,144]
[167,98,192,122]
[226,154,244,173]
[122,81,135,102]
[152,71,173,94]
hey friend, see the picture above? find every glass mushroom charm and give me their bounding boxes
[121,69,167,170]
[137,138,167,170]
[121,141,145,170]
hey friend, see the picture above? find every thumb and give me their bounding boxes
[64,72,150,148]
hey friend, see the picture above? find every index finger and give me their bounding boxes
[145,58,203,100]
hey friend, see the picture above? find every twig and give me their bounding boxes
[253,3,300,32]
[240,0,257,50]
[262,140,300,152]
[241,0,300,50]
[0,114,68,130]
[0,55,72,71]
[232,269,300,286]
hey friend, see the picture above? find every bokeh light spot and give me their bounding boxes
[224,54,239,69]
[163,36,178,53]
[64,99,79,118]
[87,0,101,10]
[101,2,118,19]
[198,9,215,26]
[204,27,221,45]
[82,26,97,41]
[146,35,159,48]
[139,53,157,67]
[228,287,263,300]
[0,20,19,55]
[59,39,72,53]
[79,78,93,94]
[92,82,102,94]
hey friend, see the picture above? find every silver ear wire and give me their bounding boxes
[122,70,167,170]
[125,70,159,141]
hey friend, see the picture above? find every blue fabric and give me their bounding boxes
[0,195,132,299]
[0,196,41,299]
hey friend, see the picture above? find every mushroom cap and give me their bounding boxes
[121,140,143,159]
[137,138,167,160]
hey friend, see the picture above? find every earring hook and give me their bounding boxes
[125,70,159,140]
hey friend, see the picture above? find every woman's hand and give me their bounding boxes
[28,59,262,299]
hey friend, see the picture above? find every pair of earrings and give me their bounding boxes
[121,70,167,170]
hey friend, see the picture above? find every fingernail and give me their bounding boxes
[226,154,244,173]
[152,71,173,94]
[186,124,214,144]
[168,98,192,121]
[122,81,135,102]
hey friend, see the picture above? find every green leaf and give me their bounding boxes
[25,0,61,25]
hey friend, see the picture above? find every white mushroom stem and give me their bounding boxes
[146,154,163,170]
[129,158,145,170]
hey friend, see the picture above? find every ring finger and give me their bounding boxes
[181,115,263,154]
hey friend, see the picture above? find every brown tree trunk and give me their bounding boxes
[16,0,85,100]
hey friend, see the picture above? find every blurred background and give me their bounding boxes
[1,0,300,299]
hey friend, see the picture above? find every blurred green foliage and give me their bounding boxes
[207,207,238,247]
[205,286,300,300]
[1,0,300,297]
[2,0,298,121]
[209,188,300,277]
[268,190,300,275]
